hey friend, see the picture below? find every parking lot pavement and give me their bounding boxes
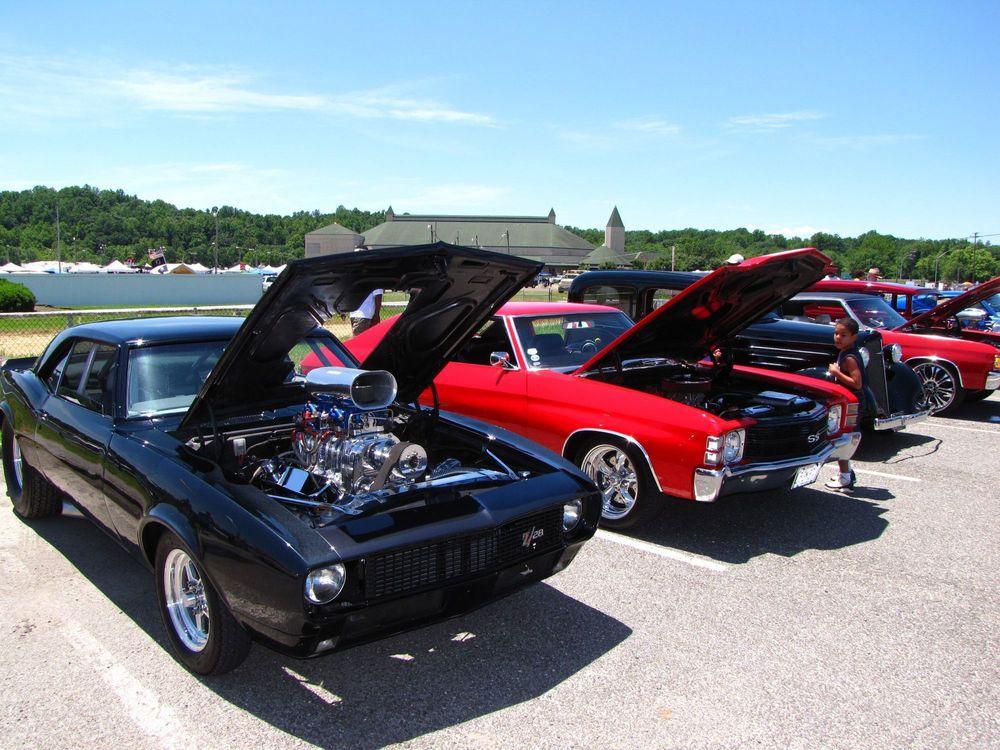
[1,395,997,750]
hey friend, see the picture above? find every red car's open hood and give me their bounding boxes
[894,276,1000,332]
[574,248,830,374]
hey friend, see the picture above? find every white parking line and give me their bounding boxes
[852,469,921,483]
[927,422,1000,435]
[595,529,729,572]
[65,624,185,750]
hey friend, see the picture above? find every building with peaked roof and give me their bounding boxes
[360,208,594,268]
[304,221,364,258]
[582,207,631,267]
[304,206,633,270]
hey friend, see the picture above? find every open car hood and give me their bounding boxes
[575,248,830,373]
[180,243,541,430]
[894,276,1000,332]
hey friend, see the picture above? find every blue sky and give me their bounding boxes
[0,1,997,239]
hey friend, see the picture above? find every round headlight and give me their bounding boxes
[722,429,745,464]
[305,564,346,604]
[826,405,843,434]
[887,343,903,363]
[562,500,583,531]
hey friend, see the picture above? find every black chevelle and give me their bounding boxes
[1,244,601,675]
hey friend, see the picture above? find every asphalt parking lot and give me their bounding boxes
[1,396,997,750]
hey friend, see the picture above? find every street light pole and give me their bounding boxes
[55,203,62,274]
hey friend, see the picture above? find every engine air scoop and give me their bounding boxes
[305,367,398,409]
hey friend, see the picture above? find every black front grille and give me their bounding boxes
[364,507,564,600]
[744,411,828,460]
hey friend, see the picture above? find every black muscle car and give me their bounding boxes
[1,243,601,675]
[569,268,928,430]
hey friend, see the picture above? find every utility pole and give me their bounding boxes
[671,245,676,271]
[55,203,62,274]
[972,232,979,283]
[212,207,220,273]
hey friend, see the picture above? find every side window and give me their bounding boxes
[57,341,94,403]
[45,349,70,392]
[647,288,680,316]
[80,344,118,416]
[580,285,636,318]
[453,319,513,365]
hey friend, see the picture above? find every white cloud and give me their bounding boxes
[615,117,681,137]
[0,52,496,127]
[727,110,825,131]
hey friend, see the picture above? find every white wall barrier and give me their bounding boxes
[7,273,265,307]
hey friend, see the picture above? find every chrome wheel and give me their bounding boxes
[913,362,957,413]
[10,433,22,489]
[163,549,210,652]
[581,444,639,521]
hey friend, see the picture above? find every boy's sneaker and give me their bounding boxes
[825,471,856,491]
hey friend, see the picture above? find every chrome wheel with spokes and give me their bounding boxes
[163,548,210,652]
[912,361,960,414]
[580,443,640,521]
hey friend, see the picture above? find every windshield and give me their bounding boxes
[983,293,1000,313]
[845,297,908,329]
[512,312,633,370]
[126,333,352,418]
[127,340,228,418]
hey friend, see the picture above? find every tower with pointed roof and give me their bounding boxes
[605,206,625,254]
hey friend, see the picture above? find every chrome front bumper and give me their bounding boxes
[985,371,1000,391]
[873,409,931,431]
[693,432,862,502]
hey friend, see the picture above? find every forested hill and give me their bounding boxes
[1,185,996,281]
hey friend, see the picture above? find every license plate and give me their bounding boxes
[791,463,821,489]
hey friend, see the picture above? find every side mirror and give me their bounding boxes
[490,352,516,369]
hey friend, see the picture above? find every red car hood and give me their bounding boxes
[575,247,830,374]
[894,276,1000,332]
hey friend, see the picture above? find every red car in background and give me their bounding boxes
[810,277,1000,350]
[785,290,1000,412]
[349,249,861,529]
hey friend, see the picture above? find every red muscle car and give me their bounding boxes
[810,278,1000,351]
[785,289,1000,412]
[348,249,861,529]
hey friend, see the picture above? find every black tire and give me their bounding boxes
[575,437,663,530]
[964,389,991,402]
[154,531,251,676]
[2,418,61,519]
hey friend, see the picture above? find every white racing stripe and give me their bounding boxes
[927,422,1000,435]
[595,529,729,572]
[852,469,921,483]
[64,624,185,750]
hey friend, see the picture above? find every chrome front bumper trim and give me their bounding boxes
[985,371,1000,391]
[693,432,862,502]
[873,409,932,431]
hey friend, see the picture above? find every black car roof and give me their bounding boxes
[61,316,247,346]
[570,269,705,292]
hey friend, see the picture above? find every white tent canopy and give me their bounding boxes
[101,260,138,273]
[187,263,210,274]
[68,262,103,273]
[221,263,246,273]
[0,262,24,273]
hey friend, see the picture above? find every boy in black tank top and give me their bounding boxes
[825,318,864,490]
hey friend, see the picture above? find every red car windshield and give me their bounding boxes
[845,297,908,329]
[512,312,633,370]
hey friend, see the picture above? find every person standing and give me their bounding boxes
[350,288,383,335]
[825,318,865,490]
